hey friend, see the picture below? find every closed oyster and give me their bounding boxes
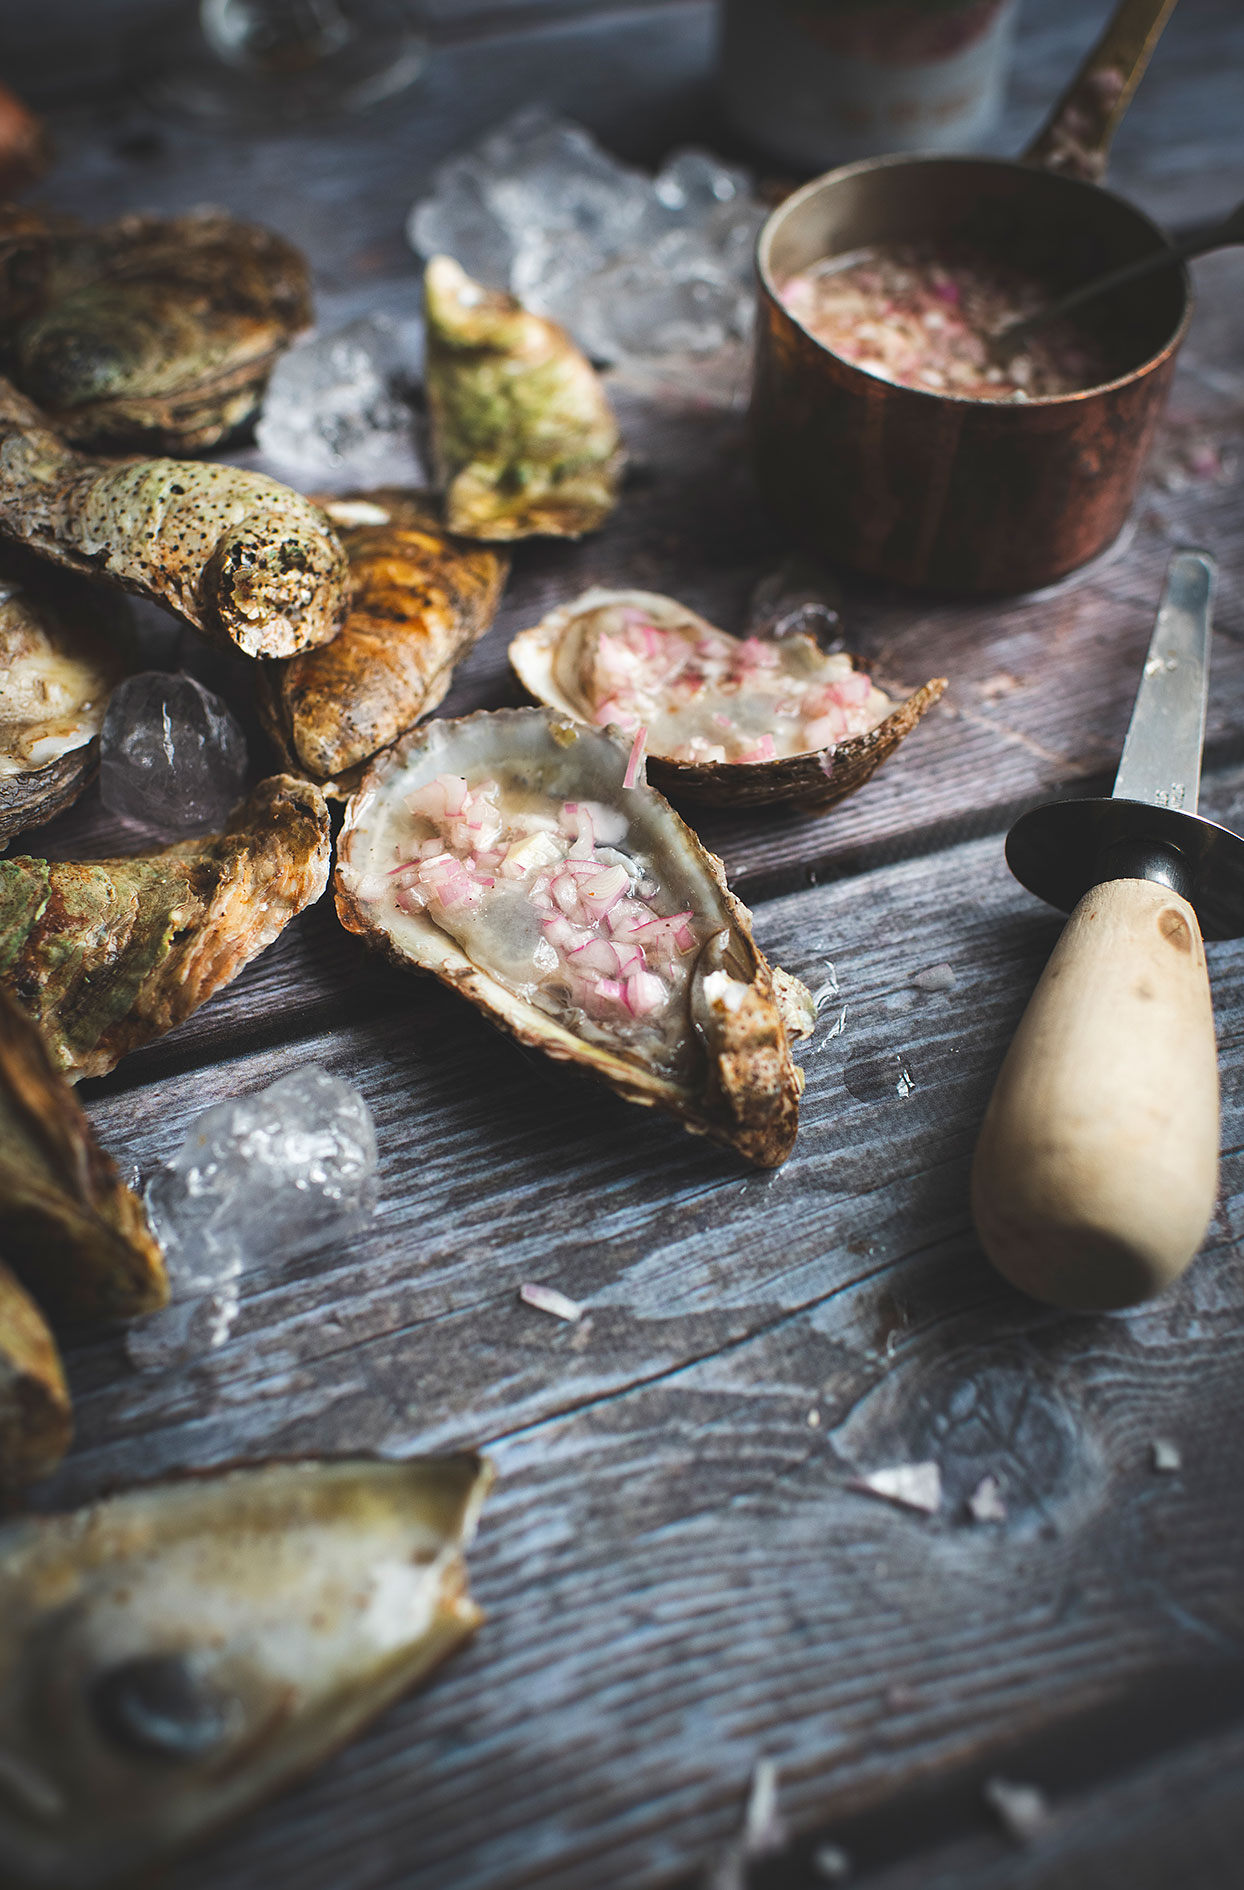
[424,256,622,541]
[336,708,805,1166]
[511,587,947,810]
[0,774,331,1083]
[0,207,311,453]
[0,380,347,659]
[0,1259,72,1487]
[0,987,166,1326]
[0,561,129,847]
[0,1454,490,1890]
[256,490,508,781]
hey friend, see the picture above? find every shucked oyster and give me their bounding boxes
[0,380,347,659]
[424,256,622,541]
[0,775,331,1083]
[511,587,947,810]
[0,560,129,847]
[0,1259,72,1487]
[256,490,509,781]
[0,206,311,453]
[0,987,166,1326]
[336,708,806,1166]
[0,1454,490,1890]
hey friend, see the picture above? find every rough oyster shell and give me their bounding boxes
[510,586,946,810]
[0,774,331,1083]
[0,1258,72,1487]
[0,559,129,848]
[424,256,622,541]
[256,490,509,781]
[0,380,347,659]
[0,986,166,1326]
[0,1454,490,1890]
[0,207,311,453]
[335,707,805,1167]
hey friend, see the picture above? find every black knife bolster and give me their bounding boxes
[1094,833,1193,901]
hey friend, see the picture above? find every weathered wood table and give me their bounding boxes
[9,0,1244,1884]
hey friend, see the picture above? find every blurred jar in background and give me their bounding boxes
[718,0,1019,170]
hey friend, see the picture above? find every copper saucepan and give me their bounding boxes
[750,0,1190,594]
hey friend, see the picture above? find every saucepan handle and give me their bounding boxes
[1023,0,1179,182]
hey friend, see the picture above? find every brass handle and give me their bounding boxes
[971,876,1219,1311]
[1023,0,1180,182]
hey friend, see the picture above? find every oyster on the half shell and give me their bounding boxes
[336,708,807,1167]
[0,206,311,453]
[510,587,947,810]
[0,1454,490,1890]
[255,490,509,782]
[424,256,622,541]
[0,560,129,848]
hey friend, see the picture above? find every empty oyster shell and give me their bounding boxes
[424,256,622,541]
[0,560,129,848]
[336,708,805,1166]
[510,587,947,810]
[0,206,311,453]
[256,490,509,781]
[0,1258,71,1487]
[0,774,331,1083]
[0,987,166,1326]
[0,380,347,659]
[0,1453,490,1890]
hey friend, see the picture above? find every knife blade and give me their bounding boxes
[1113,547,1215,813]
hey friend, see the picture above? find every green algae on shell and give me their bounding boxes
[424,256,622,541]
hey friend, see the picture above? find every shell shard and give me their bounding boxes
[0,1259,72,1487]
[510,587,947,810]
[0,560,128,846]
[0,987,166,1325]
[0,1454,491,1890]
[0,380,348,660]
[0,774,331,1083]
[336,708,804,1166]
[256,490,509,781]
[2,207,311,454]
[424,256,622,542]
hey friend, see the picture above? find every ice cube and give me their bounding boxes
[129,1067,379,1372]
[99,671,248,839]
[653,148,752,218]
[254,313,425,491]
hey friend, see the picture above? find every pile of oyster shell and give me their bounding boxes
[0,197,948,1888]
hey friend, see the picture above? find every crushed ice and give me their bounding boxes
[128,1067,378,1372]
[408,106,766,362]
[99,671,248,839]
[255,312,426,489]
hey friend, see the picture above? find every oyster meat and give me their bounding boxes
[0,987,166,1326]
[257,490,509,781]
[0,380,347,659]
[0,1260,71,1488]
[0,561,128,847]
[0,774,331,1083]
[0,1454,491,1890]
[511,587,947,809]
[424,255,622,541]
[336,708,806,1166]
[0,207,311,453]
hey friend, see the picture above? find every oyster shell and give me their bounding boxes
[0,1260,71,1488]
[0,774,331,1083]
[0,380,347,659]
[0,1453,490,1890]
[336,708,805,1167]
[256,490,509,781]
[0,987,166,1326]
[0,207,311,453]
[424,256,622,541]
[0,560,129,848]
[511,587,947,810]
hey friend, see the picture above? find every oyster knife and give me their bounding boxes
[972,550,1244,1313]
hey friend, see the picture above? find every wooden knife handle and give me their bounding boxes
[972,876,1219,1310]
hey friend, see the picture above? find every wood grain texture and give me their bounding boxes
[3,2,1244,1886]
